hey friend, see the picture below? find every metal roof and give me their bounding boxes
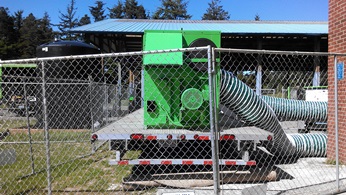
[70,19,328,35]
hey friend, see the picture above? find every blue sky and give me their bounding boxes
[2,0,328,26]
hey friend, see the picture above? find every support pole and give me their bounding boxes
[129,70,135,112]
[256,65,262,96]
[208,46,220,195]
[117,62,122,116]
[313,37,321,86]
[334,55,339,192]
[24,81,35,174]
[256,38,263,96]
[41,61,52,195]
[313,65,321,86]
[89,76,96,153]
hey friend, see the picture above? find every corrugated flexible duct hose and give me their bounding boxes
[220,70,296,157]
[261,96,327,123]
[220,70,327,157]
[262,96,327,157]
[286,133,327,157]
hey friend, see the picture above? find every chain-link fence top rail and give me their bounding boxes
[0,47,343,195]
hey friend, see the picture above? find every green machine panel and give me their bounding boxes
[143,30,183,65]
[183,31,221,47]
[143,30,221,130]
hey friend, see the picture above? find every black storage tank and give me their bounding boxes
[36,40,103,129]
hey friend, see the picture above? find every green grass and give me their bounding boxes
[325,158,346,165]
[0,118,141,194]
[0,118,37,131]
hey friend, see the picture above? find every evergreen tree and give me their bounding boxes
[109,0,147,19]
[109,0,124,19]
[13,10,24,37]
[19,13,39,58]
[89,1,106,22]
[255,14,260,21]
[152,0,191,20]
[0,8,54,59]
[58,0,79,40]
[0,7,16,59]
[11,10,24,57]
[37,12,54,43]
[79,14,91,25]
[202,0,230,20]
[124,0,147,19]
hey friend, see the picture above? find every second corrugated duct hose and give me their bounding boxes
[220,69,327,157]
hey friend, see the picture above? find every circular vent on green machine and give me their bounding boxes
[187,38,217,72]
[181,88,204,110]
[188,38,217,58]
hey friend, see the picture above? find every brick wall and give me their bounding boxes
[328,0,346,162]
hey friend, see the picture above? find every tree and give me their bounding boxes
[152,0,192,20]
[255,14,260,21]
[37,12,54,44]
[89,1,106,22]
[12,10,24,54]
[58,0,79,39]
[124,0,147,19]
[19,13,39,58]
[0,7,54,59]
[0,7,16,59]
[109,0,147,19]
[13,10,24,36]
[17,12,54,58]
[202,0,230,20]
[109,0,124,19]
[79,14,91,25]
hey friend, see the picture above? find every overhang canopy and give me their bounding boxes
[70,19,328,35]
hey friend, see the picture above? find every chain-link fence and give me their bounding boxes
[0,47,344,195]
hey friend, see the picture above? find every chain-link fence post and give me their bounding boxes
[116,62,122,117]
[208,45,220,194]
[334,54,340,191]
[89,76,96,153]
[256,54,263,96]
[103,83,108,125]
[41,61,52,195]
[23,80,35,174]
[213,46,221,194]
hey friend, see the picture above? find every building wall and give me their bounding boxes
[328,0,346,162]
